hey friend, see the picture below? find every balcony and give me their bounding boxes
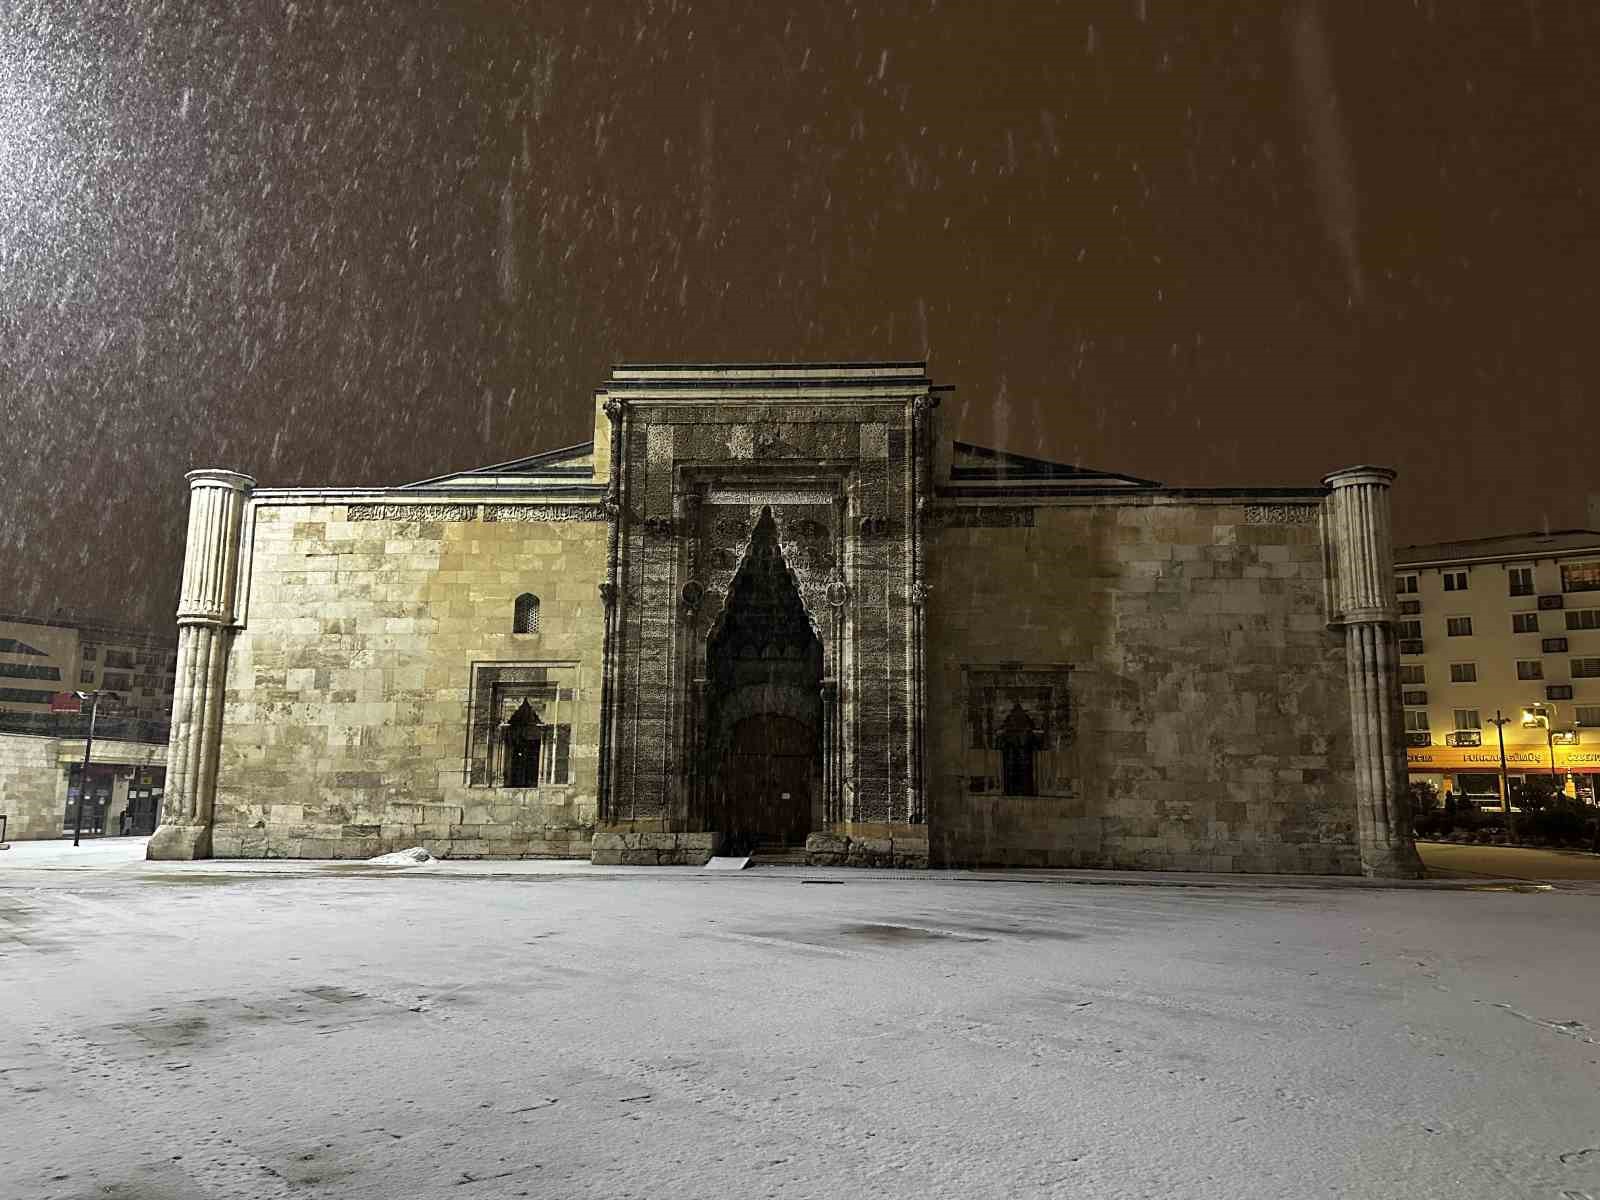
[1547,685,1575,701]
[1543,637,1569,654]
[1446,730,1483,747]
[1405,732,1433,748]
[1553,730,1580,746]
[1399,639,1424,656]
[1402,690,1428,706]
[1539,594,1565,610]
[1398,599,1422,615]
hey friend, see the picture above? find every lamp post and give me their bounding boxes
[70,690,117,847]
[1522,701,1561,800]
[1486,710,1515,837]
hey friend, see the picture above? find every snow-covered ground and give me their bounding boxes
[3,855,1598,1199]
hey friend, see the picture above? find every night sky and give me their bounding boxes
[5,1,1597,631]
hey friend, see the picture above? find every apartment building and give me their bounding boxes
[0,613,177,722]
[1394,531,1600,806]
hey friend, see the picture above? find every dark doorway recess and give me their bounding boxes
[705,507,823,853]
[504,698,543,788]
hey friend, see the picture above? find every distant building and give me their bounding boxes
[1393,531,1600,807]
[0,613,174,839]
[147,362,1421,876]
[0,612,178,722]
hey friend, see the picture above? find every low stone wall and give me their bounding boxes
[928,794,1359,873]
[590,829,721,866]
[0,733,63,840]
[212,802,593,860]
[806,831,930,869]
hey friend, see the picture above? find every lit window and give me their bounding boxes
[1446,616,1473,637]
[1449,663,1477,683]
[1512,612,1540,633]
[1561,562,1600,593]
[1453,709,1481,731]
[512,593,541,635]
[1516,660,1543,680]
[1508,566,1535,596]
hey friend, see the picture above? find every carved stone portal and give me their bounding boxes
[596,366,935,839]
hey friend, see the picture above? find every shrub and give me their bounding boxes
[1527,808,1584,843]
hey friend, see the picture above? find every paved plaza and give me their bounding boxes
[3,840,1599,1199]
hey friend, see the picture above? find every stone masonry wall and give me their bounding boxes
[0,732,64,840]
[212,502,608,858]
[926,498,1360,874]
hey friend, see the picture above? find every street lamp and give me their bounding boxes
[70,690,119,847]
[1522,702,1561,793]
[1485,710,1515,837]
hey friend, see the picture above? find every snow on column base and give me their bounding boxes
[146,824,213,861]
[1360,843,1425,879]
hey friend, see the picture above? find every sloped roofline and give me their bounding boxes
[950,440,1162,488]
[1395,529,1600,568]
[402,441,594,489]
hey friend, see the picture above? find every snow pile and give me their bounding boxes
[367,847,434,865]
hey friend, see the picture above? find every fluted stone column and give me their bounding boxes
[147,470,254,861]
[1323,466,1424,878]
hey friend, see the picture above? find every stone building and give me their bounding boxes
[148,363,1420,876]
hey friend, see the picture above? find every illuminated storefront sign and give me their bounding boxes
[1406,744,1600,773]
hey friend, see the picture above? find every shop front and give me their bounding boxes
[1406,744,1600,808]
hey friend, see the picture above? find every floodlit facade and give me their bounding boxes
[1394,531,1600,806]
[147,363,1422,875]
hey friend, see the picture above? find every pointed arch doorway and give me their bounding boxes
[705,507,824,854]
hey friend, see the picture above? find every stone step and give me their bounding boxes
[748,843,809,866]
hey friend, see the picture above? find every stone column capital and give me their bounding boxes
[185,469,256,492]
[1322,464,1397,491]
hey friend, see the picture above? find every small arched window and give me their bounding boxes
[513,593,540,634]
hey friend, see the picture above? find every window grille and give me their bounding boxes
[513,593,541,634]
